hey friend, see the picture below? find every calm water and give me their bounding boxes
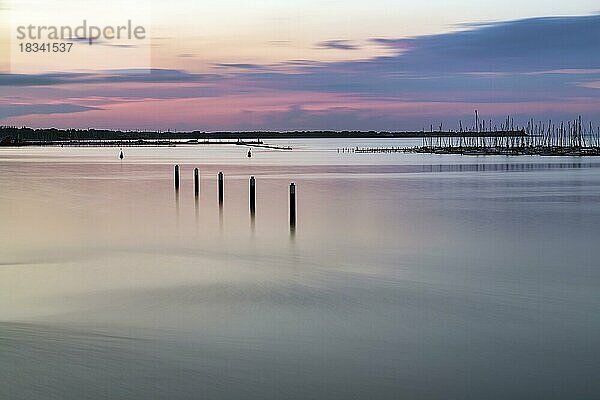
[1,139,599,399]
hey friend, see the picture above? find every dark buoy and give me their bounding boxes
[119,150,124,160]
[247,149,252,158]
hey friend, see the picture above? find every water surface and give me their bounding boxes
[1,140,599,399]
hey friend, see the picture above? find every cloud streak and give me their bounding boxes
[0,104,99,119]
[0,69,222,86]
[316,40,360,50]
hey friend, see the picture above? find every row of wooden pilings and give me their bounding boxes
[174,165,296,227]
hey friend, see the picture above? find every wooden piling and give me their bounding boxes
[194,168,199,196]
[218,172,224,205]
[289,182,296,227]
[249,176,256,214]
[174,165,180,190]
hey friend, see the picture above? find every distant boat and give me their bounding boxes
[119,150,124,159]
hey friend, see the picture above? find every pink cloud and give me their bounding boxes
[577,81,600,89]
[5,88,600,131]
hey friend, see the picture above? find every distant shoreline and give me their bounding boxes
[0,127,526,146]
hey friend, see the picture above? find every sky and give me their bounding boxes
[1,0,599,131]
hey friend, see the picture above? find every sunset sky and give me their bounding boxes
[1,0,599,131]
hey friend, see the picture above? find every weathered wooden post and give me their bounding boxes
[249,176,256,214]
[289,182,296,227]
[218,172,224,205]
[194,168,199,196]
[174,165,180,190]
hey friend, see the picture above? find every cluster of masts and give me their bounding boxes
[416,114,600,156]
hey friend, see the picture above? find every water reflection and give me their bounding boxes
[218,202,224,231]
[175,188,180,227]
[194,196,199,227]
